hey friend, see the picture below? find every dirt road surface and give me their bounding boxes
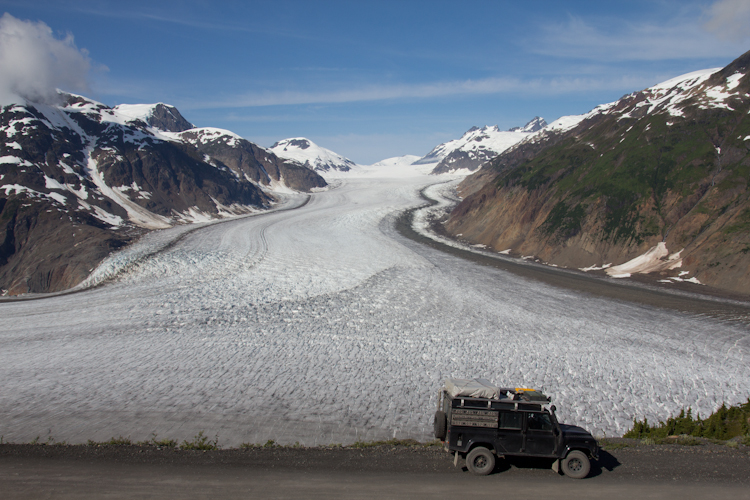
[2,441,749,499]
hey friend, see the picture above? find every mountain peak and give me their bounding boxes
[113,103,194,132]
[508,116,547,133]
[270,137,357,173]
[271,138,311,150]
[415,119,547,173]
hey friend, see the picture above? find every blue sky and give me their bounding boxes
[1,0,750,164]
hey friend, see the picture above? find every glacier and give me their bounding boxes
[0,169,748,447]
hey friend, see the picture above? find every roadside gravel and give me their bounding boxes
[2,440,750,499]
[2,438,749,483]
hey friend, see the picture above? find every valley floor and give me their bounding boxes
[0,172,749,446]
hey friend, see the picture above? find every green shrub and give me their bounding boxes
[180,431,218,450]
[624,398,750,441]
[104,436,132,446]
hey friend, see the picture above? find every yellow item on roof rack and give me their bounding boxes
[515,387,535,392]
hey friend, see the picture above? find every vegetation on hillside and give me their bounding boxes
[624,398,750,442]
[494,108,750,246]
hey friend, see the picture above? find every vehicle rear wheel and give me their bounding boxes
[466,446,495,475]
[433,410,447,440]
[561,450,590,479]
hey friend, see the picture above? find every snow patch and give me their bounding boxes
[0,155,33,166]
[579,263,612,272]
[85,148,171,229]
[606,243,682,278]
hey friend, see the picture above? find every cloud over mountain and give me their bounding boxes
[0,13,92,105]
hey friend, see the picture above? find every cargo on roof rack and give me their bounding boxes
[442,378,551,403]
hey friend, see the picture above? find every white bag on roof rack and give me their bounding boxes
[444,378,500,399]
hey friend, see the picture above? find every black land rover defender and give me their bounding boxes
[433,379,599,478]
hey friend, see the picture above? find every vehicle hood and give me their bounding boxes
[559,423,595,439]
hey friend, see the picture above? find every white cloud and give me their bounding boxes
[704,0,750,42]
[182,74,655,110]
[530,10,745,62]
[0,13,92,105]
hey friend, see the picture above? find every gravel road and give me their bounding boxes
[1,440,749,499]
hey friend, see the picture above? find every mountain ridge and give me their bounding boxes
[0,92,326,294]
[445,50,750,294]
[414,117,548,174]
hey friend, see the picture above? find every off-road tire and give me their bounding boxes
[466,446,495,475]
[561,450,590,479]
[433,411,447,440]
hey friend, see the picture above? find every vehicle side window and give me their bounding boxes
[498,411,523,429]
[527,412,553,431]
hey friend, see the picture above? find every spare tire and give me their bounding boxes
[433,410,447,440]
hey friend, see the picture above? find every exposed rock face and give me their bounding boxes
[143,103,194,132]
[177,129,327,192]
[446,50,750,295]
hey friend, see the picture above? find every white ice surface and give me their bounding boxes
[0,173,749,448]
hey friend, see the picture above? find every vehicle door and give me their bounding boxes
[494,409,524,454]
[524,411,557,456]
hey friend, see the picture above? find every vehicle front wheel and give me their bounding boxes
[561,450,590,479]
[466,446,495,475]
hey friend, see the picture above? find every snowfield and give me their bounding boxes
[0,171,749,447]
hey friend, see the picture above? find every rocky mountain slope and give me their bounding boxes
[0,93,326,294]
[414,117,547,174]
[270,138,357,173]
[173,129,327,193]
[446,50,750,295]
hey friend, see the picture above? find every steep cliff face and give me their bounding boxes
[446,51,750,294]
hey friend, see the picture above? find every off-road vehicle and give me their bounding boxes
[433,378,599,478]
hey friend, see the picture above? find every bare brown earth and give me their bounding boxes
[1,440,749,499]
[446,178,750,297]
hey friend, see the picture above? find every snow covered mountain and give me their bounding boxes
[0,93,325,294]
[170,128,326,193]
[113,102,195,132]
[414,117,548,174]
[370,155,422,168]
[448,49,750,295]
[508,116,547,133]
[270,138,358,173]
